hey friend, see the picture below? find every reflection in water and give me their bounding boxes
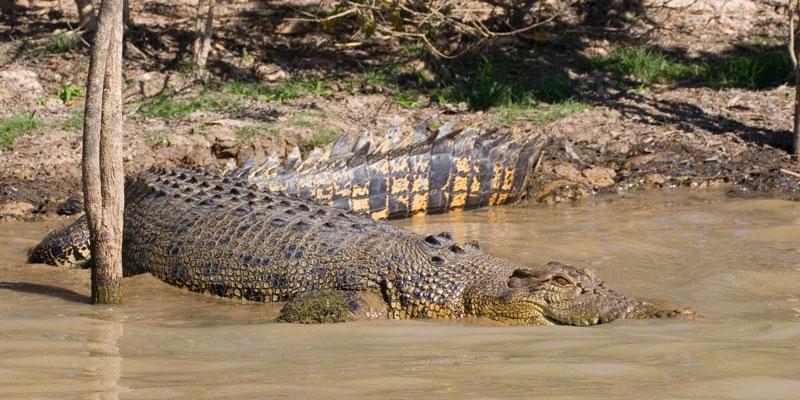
[86,317,126,400]
[0,190,799,399]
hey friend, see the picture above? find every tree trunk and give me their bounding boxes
[794,66,800,156]
[790,2,800,157]
[82,0,125,304]
[191,0,215,71]
[75,0,97,32]
[123,0,132,28]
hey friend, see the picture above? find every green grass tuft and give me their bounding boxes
[704,49,792,89]
[533,75,576,103]
[496,100,587,125]
[144,131,174,145]
[592,45,792,89]
[306,129,340,148]
[45,32,81,54]
[394,93,425,109]
[137,91,241,119]
[0,113,39,148]
[62,108,84,130]
[424,54,579,111]
[236,122,278,142]
[457,55,519,109]
[290,118,315,128]
[228,80,332,102]
[534,100,588,124]
[593,47,696,85]
[56,85,84,104]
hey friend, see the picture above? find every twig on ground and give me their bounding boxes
[780,168,800,178]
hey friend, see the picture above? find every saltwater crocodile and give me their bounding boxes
[31,166,693,326]
[33,124,544,267]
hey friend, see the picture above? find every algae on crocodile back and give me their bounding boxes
[277,290,354,324]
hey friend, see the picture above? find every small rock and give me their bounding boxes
[275,19,307,35]
[535,180,588,204]
[623,153,658,170]
[582,166,616,188]
[645,173,668,186]
[0,68,45,108]
[606,141,630,155]
[236,142,267,165]
[206,129,239,159]
[553,163,584,182]
[0,201,37,217]
[256,64,288,83]
[127,71,166,98]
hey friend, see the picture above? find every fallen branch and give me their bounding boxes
[780,168,800,179]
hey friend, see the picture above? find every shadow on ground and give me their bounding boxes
[0,281,89,303]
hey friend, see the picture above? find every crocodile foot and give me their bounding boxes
[276,290,389,324]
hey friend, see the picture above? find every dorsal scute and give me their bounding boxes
[284,146,302,171]
[353,131,373,153]
[330,134,351,157]
[433,122,456,143]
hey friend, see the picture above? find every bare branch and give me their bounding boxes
[294,1,568,59]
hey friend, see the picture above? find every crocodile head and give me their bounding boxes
[478,261,694,326]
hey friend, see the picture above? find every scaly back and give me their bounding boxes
[30,125,544,267]
[120,167,518,320]
[240,123,544,219]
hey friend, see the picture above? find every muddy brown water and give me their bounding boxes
[1,190,799,399]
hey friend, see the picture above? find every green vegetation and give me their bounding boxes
[305,129,340,148]
[496,100,587,125]
[186,122,209,135]
[62,108,84,130]
[356,65,401,89]
[290,118,315,128]
[592,45,792,89]
[593,47,697,85]
[743,36,782,47]
[0,113,39,148]
[705,49,792,89]
[137,91,241,119]
[533,100,588,124]
[277,290,354,324]
[394,93,425,109]
[228,79,332,102]
[402,54,579,115]
[56,85,84,104]
[144,131,174,145]
[236,122,279,142]
[45,32,81,54]
[439,55,520,109]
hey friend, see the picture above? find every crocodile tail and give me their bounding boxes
[246,123,544,220]
[29,214,91,267]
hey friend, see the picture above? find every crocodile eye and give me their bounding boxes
[431,256,446,265]
[551,275,572,286]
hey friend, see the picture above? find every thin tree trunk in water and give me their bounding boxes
[75,0,97,31]
[191,0,215,70]
[83,0,125,304]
